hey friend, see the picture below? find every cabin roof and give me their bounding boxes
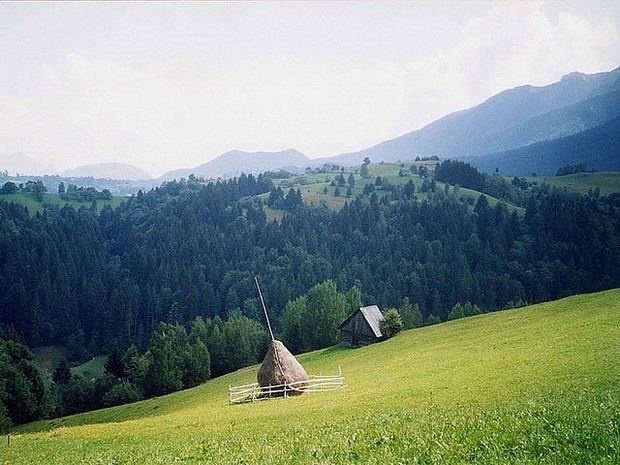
[338,305,384,338]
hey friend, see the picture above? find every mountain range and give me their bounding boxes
[325,67,620,173]
[158,149,310,182]
[2,67,619,180]
[466,114,620,176]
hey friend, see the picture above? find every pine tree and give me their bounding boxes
[52,359,72,385]
[400,297,423,329]
[104,347,127,379]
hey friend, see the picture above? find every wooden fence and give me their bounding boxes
[229,369,345,404]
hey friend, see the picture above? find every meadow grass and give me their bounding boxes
[71,356,108,380]
[274,163,525,214]
[0,192,125,215]
[4,289,619,464]
[529,172,620,197]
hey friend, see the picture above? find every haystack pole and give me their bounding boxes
[255,277,275,341]
[254,277,308,396]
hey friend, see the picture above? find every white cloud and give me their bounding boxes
[400,0,620,131]
[485,2,619,91]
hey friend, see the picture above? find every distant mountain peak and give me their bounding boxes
[221,148,306,160]
[62,162,152,181]
[159,148,311,181]
[561,71,586,82]
[323,66,620,168]
[0,152,56,176]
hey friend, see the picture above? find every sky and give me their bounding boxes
[1,1,620,177]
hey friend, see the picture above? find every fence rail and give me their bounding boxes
[229,369,345,404]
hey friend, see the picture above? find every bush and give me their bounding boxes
[0,181,18,194]
[380,309,403,339]
[103,381,142,407]
[448,303,465,321]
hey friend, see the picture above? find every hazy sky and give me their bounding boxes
[2,1,620,177]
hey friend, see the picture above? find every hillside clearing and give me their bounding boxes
[4,289,620,464]
[530,172,620,197]
[0,192,124,215]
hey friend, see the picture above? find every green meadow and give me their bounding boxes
[530,172,620,197]
[0,192,124,215]
[3,289,619,464]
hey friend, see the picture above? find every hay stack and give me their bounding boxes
[257,340,309,396]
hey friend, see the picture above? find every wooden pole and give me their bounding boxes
[254,277,275,341]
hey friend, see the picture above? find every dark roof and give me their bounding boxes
[338,305,384,338]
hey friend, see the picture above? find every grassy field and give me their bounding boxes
[32,350,106,381]
[271,165,619,215]
[0,192,125,215]
[271,162,525,214]
[3,289,619,464]
[71,356,107,380]
[529,172,620,197]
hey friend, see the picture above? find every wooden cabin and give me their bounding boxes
[337,305,384,347]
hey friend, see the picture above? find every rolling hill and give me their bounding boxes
[528,171,620,197]
[7,289,619,464]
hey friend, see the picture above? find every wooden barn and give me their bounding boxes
[337,305,384,346]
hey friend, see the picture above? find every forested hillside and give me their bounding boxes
[1,163,620,424]
[2,165,619,354]
[469,115,620,176]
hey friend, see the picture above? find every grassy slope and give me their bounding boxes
[272,163,531,214]
[270,165,620,216]
[71,356,107,380]
[0,192,124,215]
[529,172,620,197]
[31,346,70,373]
[4,289,619,464]
[4,168,617,217]
[268,165,620,220]
[33,351,106,381]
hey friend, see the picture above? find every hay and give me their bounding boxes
[257,340,309,396]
